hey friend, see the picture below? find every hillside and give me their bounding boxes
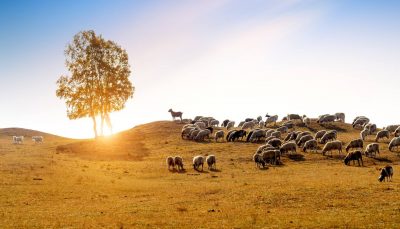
[1,121,399,228]
[0,127,68,140]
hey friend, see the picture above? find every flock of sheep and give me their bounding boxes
[168,109,395,182]
[12,136,44,144]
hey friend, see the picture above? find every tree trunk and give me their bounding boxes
[105,113,112,134]
[91,115,98,138]
[100,112,104,136]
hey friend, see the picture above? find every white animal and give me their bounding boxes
[226,121,235,130]
[13,136,24,144]
[193,155,205,171]
[32,136,43,144]
[206,155,216,170]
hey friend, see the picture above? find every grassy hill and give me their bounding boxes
[1,121,399,228]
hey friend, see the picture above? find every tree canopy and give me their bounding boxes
[56,30,134,138]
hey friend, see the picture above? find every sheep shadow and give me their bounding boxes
[169,168,187,174]
[373,157,392,163]
[208,168,222,172]
[320,124,346,132]
[285,153,306,161]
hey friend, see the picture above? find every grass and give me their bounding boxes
[0,121,399,228]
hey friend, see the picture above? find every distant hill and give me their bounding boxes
[0,127,68,140]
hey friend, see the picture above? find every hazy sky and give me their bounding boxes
[1,0,400,138]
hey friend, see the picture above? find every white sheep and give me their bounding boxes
[193,155,205,171]
[32,136,43,144]
[280,142,297,154]
[195,122,206,129]
[214,130,224,142]
[303,139,318,153]
[388,137,400,152]
[241,121,255,130]
[360,129,370,141]
[335,112,345,122]
[265,115,278,126]
[209,119,220,127]
[303,116,311,127]
[375,130,390,142]
[365,143,380,157]
[13,136,24,144]
[259,120,265,129]
[195,129,211,141]
[385,125,400,133]
[322,140,342,156]
[318,115,336,124]
[168,109,183,122]
[206,155,216,170]
[226,121,235,130]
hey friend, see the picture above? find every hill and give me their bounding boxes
[0,127,68,140]
[1,121,399,228]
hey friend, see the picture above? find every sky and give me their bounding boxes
[1,0,400,138]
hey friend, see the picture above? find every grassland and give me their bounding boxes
[0,121,399,228]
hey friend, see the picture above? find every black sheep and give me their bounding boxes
[344,150,363,166]
[378,165,394,182]
[228,130,247,142]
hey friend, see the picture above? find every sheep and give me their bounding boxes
[320,131,337,144]
[174,156,184,171]
[32,136,43,144]
[181,127,196,139]
[262,150,281,165]
[215,130,224,142]
[267,138,282,148]
[228,130,247,142]
[280,142,297,154]
[12,136,24,144]
[364,123,377,134]
[258,120,265,129]
[276,126,288,134]
[193,155,205,171]
[181,118,193,124]
[265,115,278,126]
[388,137,400,152]
[375,130,390,142]
[314,130,327,142]
[255,144,274,154]
[222,119,230,127]
[303,139,318,153]
[245,118,255,122]
[297,135,313,147]
[270,131,281,139]
[226,121,235,130]
[303,116,311,127]
[238,121,245,128]
[352,118,369,129]
[195,121,206,129]
[226,130,237,141]
[287,114,302,121]
[257,116,263,122]
[285,131,301,142]
[360,129,370,141]
[242,121,256,130]
[168,109,183,122]
[295,132,311,144]
[322,140,343,156]
[384,125,400,133]
[264,136,276,144]
[194,116,203,122]
[352,116,369,125]
[206,155,216,170]
[281,121,294,129]
[343,150,363,166]
[249,129,266,143]
[253,153,266,168]
[189,129,201,140]
[335,112,345,122]
[195,129,211,141]
[394,126,400,137]
[378,165,394,182]
[166,156,175,170]
[209,119,219,127]
[182,124,195,129]
[265,129,275,138]
[345,139,364,153]
[365,143,380,157]
[318,115,336,124]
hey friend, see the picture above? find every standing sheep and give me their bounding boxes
[318,115,336,124]
[226,121,235,130]
[375,130,390,142]
[209,119,220,127]
[193,155,205,171]
[345,139,364,153]
[322,140,343,156]
[215,130,224,142]
[168,109,183,122]
[388,137,400,152]
[344,151,363,166]
[262,150,281,165]
[265,115,278,126]
[394,126,400,137]
[206,155,216,170]
[167,156,175,170]
[335,112,345,122]
[241,121,256,130]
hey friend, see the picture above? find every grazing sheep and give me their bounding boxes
[322,140,343,156]
[168,109,183,122]
[206,155,216,170]
[194,116,203,122]
[303,139,318,153]
[242,121,256,130]
[226,121,235,130]
[259,120,265,128]
[394,126,400,137]
[320,131,337,144]
[352,116,369,125]
[195,129,211,142]
[285,131,300,142]
[353,118,369,128]
[384,125,400,133]
[262,150,281,165]
[303,116,311,127]
[167,156,175,170]
[257,116,263,122]
[189,129,201,140]
[287,114,302,121]
[318,115,336,124]
[276,126,288,134]
[238,121,245,128]
[215,130,224,142]
[253,153,266,168]
[193,155,205,171]
[174,156,184,171]
[249,129,266,143]
[375,130,390,142]
[245,118,255,122]
[270,131,281,139]
[335,112,345,122]
[265,115,278,126]
[314,130,327,142]
[267,138,282,148]
[280,142,297,154]
[365,143,380,157]
[265,129,275,138]
[295,132,311,144]
[195,121,206,129]
[345,139,364,153]
[205,127,214,134]
[256,144,274,154]
[226,130,237,141]
[281,121,294,129]
[228,130,247,142]
[12,136,24,144]
[360,129,369,141]
[181,118,193,124]
[344,150,363,166]
[182,124,195,129]
[364,123,377,134]
[378,165,394,182]
[222,119,230,127]
[32,136,43,144]
[388,137,400,152]
[264,136,276,144]
[209,119,219,127]
[181,127,196,139]
[297,135,313,147]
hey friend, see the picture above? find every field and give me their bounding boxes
[1,121,399,228]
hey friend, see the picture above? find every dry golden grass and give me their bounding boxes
[1,121,400,228]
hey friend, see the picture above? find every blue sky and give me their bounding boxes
[1,0,400,138]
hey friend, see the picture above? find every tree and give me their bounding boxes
[56,30,134,138]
